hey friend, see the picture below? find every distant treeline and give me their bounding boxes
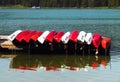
[0,0,120,8]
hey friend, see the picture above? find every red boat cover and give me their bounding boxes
[15,30,31,42]
[45,30,57,43]
[92,33,102,48]
[101,37,111,49]
[53,31,64,43]
[69,30,79,43]
[30,31,43,42]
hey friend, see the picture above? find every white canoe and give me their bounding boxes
[8,30,22,41]
[77,31,86,43]
[37,31,50,44]
[61,32,70,44]
[84,33,93,45]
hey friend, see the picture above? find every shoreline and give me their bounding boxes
[0,5,120,9]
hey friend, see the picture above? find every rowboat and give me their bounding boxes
[8,30,22,41]
[15,30,31,43]
[92,33,102,49]
[61,32,70,44]
[45,30,57,43]
[77,31,86,43]
[84,33,93,45]
[53,31,64,43]
[37,31,50,44]
[69,30,79,43]
[22,30,37,43]
[30,31,43,42]
[101,37,111,49]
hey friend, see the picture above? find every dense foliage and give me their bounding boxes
[0,0,120,8]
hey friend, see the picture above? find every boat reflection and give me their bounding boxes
[4,54,110,71]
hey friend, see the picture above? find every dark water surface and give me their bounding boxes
[0,9,120,82]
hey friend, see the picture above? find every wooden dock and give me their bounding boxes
[0,35,21,50]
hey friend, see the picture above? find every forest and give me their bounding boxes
[0,0,120,8]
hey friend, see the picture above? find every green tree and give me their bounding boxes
[81,0,88,8]
[88,0,94,7]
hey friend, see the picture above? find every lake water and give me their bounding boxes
[0,8,120,82]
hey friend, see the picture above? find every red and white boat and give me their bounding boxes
[61,32,70,44]
[15,30,31,43]
[37,31,50,44]
[30,31,43,42]
[45,30,57,43]
[22,30,37,43]
[8,30,22,41]
[69,30,79,43]
[53,31,64,43]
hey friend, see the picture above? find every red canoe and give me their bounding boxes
[53,31,64,43]
[22,30,37,43]
[101,37,111,49]
[30,31,43,42]
[15,30,31,42]
[69,30,79,43]
[45,30,57,43]
[92,33,102,49]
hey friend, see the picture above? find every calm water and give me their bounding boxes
[0,8,120,82]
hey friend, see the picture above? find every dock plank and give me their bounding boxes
[0,35,22,50]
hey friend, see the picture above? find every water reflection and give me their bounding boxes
[0,54,109,72]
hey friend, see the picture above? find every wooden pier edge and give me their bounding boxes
[0,35,22,50]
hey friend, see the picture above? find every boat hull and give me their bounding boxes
[15,30,31,43]
[30,31,43,42]
[69,30,79,43]
[45,30,57,43]
[77,31,86,43]
[22,30,37,43]
[37,31,50,44]
[84,33,93,45]
[92,33,102,49]
[101,37,111,49]
[61,32,70,44]
[8,30,22,41]
[53,31,64,43]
